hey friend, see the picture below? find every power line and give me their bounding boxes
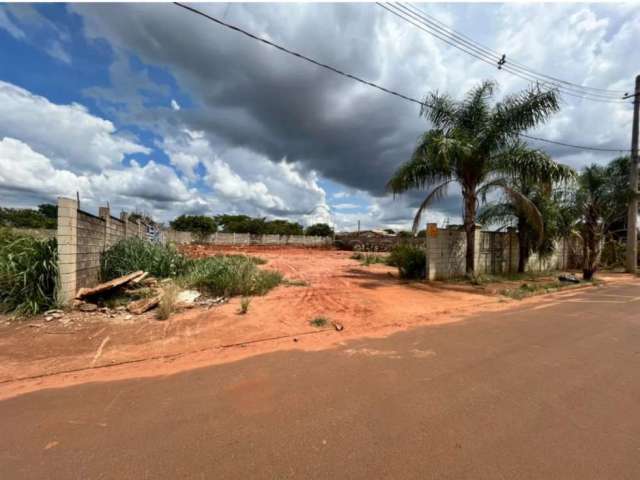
[173,2,631,153]
[520,134,630,153]
[383,3,631,104]
[402,2,628,98]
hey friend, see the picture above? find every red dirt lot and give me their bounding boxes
[0,247,606,399]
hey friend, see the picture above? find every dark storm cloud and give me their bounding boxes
[73,3,427,196]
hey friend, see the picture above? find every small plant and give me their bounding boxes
[239,296,251,314]
[283,279,308,287]
[309,316,328,327]
[386,244,426,279]
[350,252,364,261]
[156,282,179,320]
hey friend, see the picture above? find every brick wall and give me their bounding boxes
[57,197,151,304]
[164,230,332,247]
[424,224,578,280]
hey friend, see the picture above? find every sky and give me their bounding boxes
[0,2,637,231]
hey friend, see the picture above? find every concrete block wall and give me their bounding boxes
[56,197,150,304]
[424,223,577,280]
[164,230,332,247]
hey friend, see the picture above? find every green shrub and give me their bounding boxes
[0,228,58,315]
[309,316,328,327]
[387,244,426,279]
[182,254,282,297]
[101,238,191,280]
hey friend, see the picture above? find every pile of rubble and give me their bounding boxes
[71,271,226,319]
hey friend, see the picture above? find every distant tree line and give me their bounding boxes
[0,204,57,229]
[170,214,334,237]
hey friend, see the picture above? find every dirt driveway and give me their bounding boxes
[0,247,605,398]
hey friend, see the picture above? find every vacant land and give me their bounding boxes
[0,247,618,398]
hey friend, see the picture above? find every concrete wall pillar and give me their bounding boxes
[56,197,78,305]
[98,206,110,249]
[120,212,129,238]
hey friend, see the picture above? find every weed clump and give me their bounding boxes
[182,254,282,297]
[239,296,251,314]
[309,316,328,327]
[387,244,426,279]
[157,282,179,321]
[101,237,190,280]
[0,228,58,315]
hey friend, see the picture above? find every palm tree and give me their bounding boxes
[574,165,621,280]
[478,167,575,273]
[388,80,566,274]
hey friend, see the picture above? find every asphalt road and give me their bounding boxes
[2,282,640,479]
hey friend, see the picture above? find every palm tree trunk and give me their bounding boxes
[517,217,529,273]
[463,188,477,275]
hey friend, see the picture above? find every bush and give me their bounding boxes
[305,223,334,237]
[387,244,426,279]
[170,215,217,239]
[182,254,282,297]
[0,228,58,315]
[101,238,191,280]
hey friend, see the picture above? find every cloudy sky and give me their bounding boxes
[0,3,637,231]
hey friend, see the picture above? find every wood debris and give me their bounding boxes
[75,271,145,299]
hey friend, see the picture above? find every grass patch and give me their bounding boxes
[101,239,282,300]
[500,279,595,300]
[0,228,58,315]
[351,251,388,267]
[101,237,190,280]
[181,254,282,297]
[309,316,328,327]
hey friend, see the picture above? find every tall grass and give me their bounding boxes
[182,254,282,297]
[101,239,282,298]
[0,228,58,315]
[101,237,191,280]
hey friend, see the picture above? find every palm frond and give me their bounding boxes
[477,202,517,227]
[411,180,454,235]
[479,178,544,241]
[492,141,575,183]
[422,92,458,131]
[486,86,560,146]
[387,130,454,194]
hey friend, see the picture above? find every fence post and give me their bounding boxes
[56,197,78,305]
[120,212,129,238]
[98,206,110,250]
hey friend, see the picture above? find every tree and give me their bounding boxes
[574,165,621,280]
[264,219,303,236]
[478,165,574,273]
[170,215,217,238]
[37,204,57,220]
[305,223,334,237]
[388,80,564,274]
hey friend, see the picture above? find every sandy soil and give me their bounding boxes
[0,247,620,399]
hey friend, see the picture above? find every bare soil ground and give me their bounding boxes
[0,247,624,399]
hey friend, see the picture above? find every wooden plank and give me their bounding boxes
[75,271,145,299]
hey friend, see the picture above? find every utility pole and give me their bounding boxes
[626,75,640,273]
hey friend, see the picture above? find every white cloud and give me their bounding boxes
[170,99,181,111]
[332,203,359,210]
[0,137,88,197]
[0,81,149,173]
[0,8,25,39]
